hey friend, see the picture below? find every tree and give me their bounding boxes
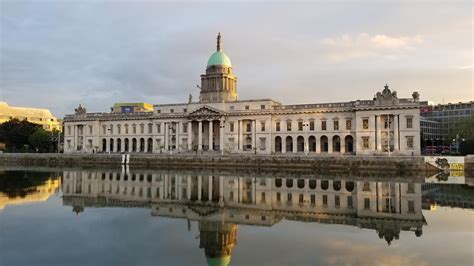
[0,119,40,151]
[450,116,474,155]
[29,128,52,152]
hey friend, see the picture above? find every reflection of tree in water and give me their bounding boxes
[0,171,54,198]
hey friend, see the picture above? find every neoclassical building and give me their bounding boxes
[64,33,421,156]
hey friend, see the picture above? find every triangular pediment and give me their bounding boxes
[188,105,225,118]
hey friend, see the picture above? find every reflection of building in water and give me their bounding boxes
[0,179,61,211]
[62,170,425,262]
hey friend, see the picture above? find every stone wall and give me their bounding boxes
[0,153,439,175]
[465,155,474,178]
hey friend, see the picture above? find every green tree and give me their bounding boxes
[0,119,40,151]
[29,128,52,152]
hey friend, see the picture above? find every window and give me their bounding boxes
[68,126,72,135]
[170,109,174,113]
[364,198,370,209]
[407,183,415,194]
[406,136,414,149]
[230,122,234,132]
[406,117,413,128]
[335,195,340,207]
[117,125,121,134]
[347,196,353,208]
[286,121,292,131]
[310,194,316,205]
[246,123,251,132]
[183,123,188,133]
[346,120,352,130]
[298,121,303,131]
[408,200,415,213]
[287,193,292,203]
[276,122,280,131]
[156,109,161,114]
[321,120,327,130]
[334,120,339,130]
[261,192,266,203]
[260,138,266,150]
[125,124,129,134]
[156,123,161,134]
[88,125,93,135]
[363,137,369,149]
[229,191,234,201]
[309,121,315,130]
[132,124,136,134]
[276,192,281,203]
[229,106,234,111]
[363,182,371,191]
[323,195,328,206]
[140,124,144,134]
[183,108,187,113]
[299,194,304,204]
[245,105,249,110]
[363,118,369,129]
[260,104,265,110]
[260,121,265,131]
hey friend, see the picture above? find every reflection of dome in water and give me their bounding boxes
[198,221,237,266]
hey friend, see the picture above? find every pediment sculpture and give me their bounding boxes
[374,84,399,106]
[74,104,87,115]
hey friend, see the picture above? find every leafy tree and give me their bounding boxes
[450,116,474,155]
[0,119,40,151]
[29,128,52,152]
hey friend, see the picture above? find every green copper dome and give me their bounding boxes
[206,256,231,266]
[207,51,232,67]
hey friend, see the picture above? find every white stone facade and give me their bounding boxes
[63,35,421,156]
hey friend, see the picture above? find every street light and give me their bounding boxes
[220,121,225,156]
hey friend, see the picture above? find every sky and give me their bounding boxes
[0,0,472,117]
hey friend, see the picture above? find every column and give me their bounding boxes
[208,120,213,151]
[176,122,181,152]
[219,176,224,202]
[328,137,333,153]
[340,136,345,154]
[164,122,169,151]
[198,120,203,151]
[121,138,125,153]
[188,122,192,150]
[198,175,202,201]
[394,115,399,151]
[304,136,309,154]
[187,175,191,200]
[251,120,256,150]
[219,120,224,151]
[238,120,243,151]
[316,135,321,154]
[376,115,382,151]
[292,137,297,153]
[208,176,212,201]
[282,137,286,153]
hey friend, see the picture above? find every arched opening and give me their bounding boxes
[140,138,145,152]
[117,138,122,152]
[309,180,317,189]
[309,136,316,152]
[320,136,328,152]
[102,139,106,152]
[333,181,341,191]
[275,136,282,153]
[297,136,304,152]
[286,179,293,188]
[345,181,355,192]
[124,138,129,152]
[147,138,153,153]
[333,135,341,152]
[345,135,354,153]
[275,179,282,188]
[297,179,305,188]
[321,180,329,190]
[285,136,293,153]
[109,138,114,152]
[132,138,137,152]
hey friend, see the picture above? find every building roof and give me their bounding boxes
[207,51,232,67]
[113,102,153,109]
[0,102,56,120]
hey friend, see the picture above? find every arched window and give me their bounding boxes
[297,179,305,189]
[333,181,341,191]
[321,180,329,190]
[286,179,293,188]
[275,179,282,188]
[309,180,317,189]
[345,181,355,192]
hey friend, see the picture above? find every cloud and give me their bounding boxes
[321,33,423,62]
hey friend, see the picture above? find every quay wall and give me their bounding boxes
[465,155,474,178]
[0,153,439,174]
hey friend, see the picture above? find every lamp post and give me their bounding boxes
[220,122,225,156]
